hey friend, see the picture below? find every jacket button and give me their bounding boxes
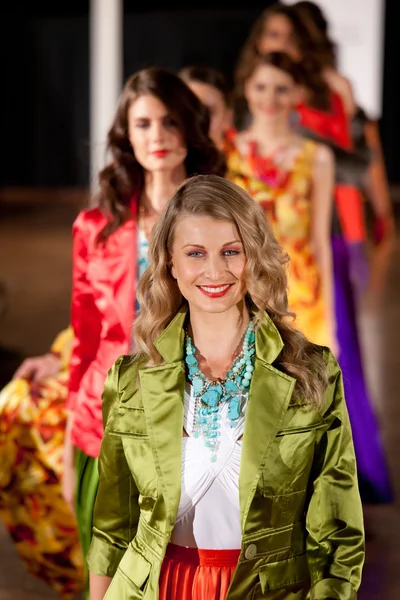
[245,543,257,560]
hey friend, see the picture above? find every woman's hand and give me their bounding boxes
[13,353,61,382]
[89,573,112,600]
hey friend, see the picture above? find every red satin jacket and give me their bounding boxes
[67,208,137,458]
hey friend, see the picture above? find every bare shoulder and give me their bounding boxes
[325,68,352,93]
[234,130,251,155]
[325,68,356,115]
[314,142,334,168]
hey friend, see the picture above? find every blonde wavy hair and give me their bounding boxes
[135,174,328,407]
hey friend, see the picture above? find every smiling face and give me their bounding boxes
[127,94,188,173]
[170,215,247,316]
[245,63,298,122]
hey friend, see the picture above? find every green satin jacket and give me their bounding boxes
[87,308,364,599]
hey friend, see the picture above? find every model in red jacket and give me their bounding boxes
[62,66,226,599]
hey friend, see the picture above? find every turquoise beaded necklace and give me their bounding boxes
[185,320,256,462]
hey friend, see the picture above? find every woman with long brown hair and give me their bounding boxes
[291,0,395,250]
[0,67,225,600]
[234,2,366,248]
[87,174,364,600]
[65,66,225,598]
[233,38,392,503]
[228,51,336,351]
[179,65,234,149]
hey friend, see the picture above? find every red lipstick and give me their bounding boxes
[197,284,233,298]
[152,150,169,158]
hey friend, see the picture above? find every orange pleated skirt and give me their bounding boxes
[159,543,240,600]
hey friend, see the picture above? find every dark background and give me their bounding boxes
[1,0,399,187]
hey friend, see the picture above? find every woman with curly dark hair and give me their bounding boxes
[61,66,226,598]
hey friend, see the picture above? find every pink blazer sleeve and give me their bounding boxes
[67,211,102,411]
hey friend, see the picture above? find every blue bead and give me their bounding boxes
[225,380,240,394]
[202,389,220,407]
[192,376,204,395]
[228,399,241,420]
[209,383,223,395]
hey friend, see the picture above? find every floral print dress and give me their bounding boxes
[226,135,332,348]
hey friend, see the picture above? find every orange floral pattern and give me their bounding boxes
[0,327,84,599]
[226,137,332,347]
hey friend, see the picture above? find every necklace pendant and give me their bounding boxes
[186,320,255,462]
[227,396,241,422]
[202,385,222,408]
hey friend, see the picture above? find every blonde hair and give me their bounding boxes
[135,174,327,407]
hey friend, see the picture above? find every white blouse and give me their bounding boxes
[170,385,246,549]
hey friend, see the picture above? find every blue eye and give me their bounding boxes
[186,251,204,258]
[223,249,240,256]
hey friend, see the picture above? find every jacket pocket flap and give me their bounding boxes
[112,408,148,437]
[276,421,325,436]
[118,546,151,591]
[259,553,310,593]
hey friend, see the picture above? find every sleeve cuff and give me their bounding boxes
[86,534,127,577]
[311,578,357,600]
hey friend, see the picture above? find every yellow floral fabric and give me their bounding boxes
[227,138,332,347]
[0,327,84,599]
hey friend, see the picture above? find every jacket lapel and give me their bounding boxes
[139,309,187,531]
[139,307,297,535]
[239,313,296,529]
[139,363,185,531]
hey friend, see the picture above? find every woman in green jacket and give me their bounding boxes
[87,174,364,600]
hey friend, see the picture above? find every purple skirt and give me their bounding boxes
[332,235,392,503]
